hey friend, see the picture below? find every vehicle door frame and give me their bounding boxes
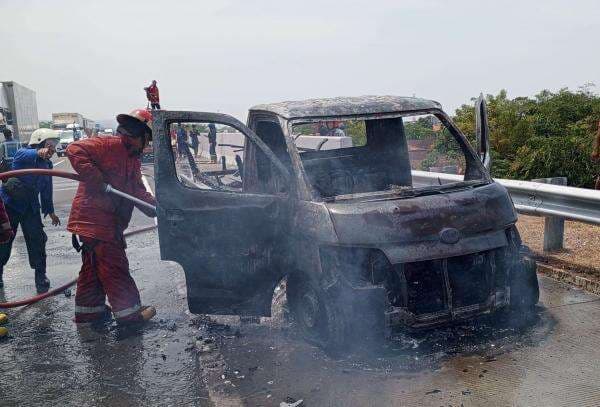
[153,110,293,316]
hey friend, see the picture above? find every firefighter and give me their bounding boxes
[0,194,13,335]
[66,108,157,325]
[0,198,15,288]
[144,80,160,110]
[0,130,60,293]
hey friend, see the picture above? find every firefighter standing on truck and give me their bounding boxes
[144,80,160,110]
[0,129,60,293]
[66,108,157,325]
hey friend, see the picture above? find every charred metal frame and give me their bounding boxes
[153,110,294,316]
[283,108,491,201]
[153,96,534,332]
[385,250,502,329]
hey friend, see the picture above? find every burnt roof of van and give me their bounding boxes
[249,96,442,120]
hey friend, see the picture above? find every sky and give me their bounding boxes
[2,0,600,125]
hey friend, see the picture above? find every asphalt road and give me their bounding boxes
[2,157,600,406]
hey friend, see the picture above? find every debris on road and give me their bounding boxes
[280,396,304,407]
[425,389,442,395]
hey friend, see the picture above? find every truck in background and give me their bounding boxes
[0,81,39,143]
[52,112,84,130]
[53,113,96,135]
[52,112,97,154]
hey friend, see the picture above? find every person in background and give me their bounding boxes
[170,126,177,150]
[0,128,21,172]
[176,123,188,160]
[331,122,346,137]
[144,80,160,110]
[72,124,82,141]
[207,123,217,164]
[0,128,14,158]
[318,122,329,137]
[0,130,60,293]
[190,125,200,158]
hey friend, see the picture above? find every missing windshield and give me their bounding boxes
[291,113,485,199]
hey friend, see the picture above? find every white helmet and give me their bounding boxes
[29,128,60,147]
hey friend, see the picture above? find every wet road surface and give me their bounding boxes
[2,160,600,406]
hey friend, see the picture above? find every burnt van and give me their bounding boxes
[153,95,539,350]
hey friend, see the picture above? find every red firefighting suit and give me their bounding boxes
[146,84,160,110]
[0,197,13,287]
[0,198,14,243]
[66,136,156,323]
[146,84,159,103]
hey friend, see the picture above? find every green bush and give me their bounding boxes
[510,134,598,187]
[452,86,600,187]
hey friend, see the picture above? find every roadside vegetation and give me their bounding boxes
[344,85,600,187]
[454,85,600,187]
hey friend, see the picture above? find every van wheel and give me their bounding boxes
[509,256,540,310]
[287,272,348,353]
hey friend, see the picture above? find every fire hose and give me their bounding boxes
[0,168,157,309]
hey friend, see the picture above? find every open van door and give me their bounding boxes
[475,93,491,170]
[153,110,291,316]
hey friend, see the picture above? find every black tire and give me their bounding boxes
[287,271,348,353]
[509,256,540,310]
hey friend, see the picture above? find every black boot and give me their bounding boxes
[35,269,50,293]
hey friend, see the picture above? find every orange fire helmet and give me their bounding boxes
[116,108,153,133]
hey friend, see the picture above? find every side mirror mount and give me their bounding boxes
[475,93,491,171]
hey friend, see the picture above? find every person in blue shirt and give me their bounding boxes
[0,130,60,293]
[176,123,189,160]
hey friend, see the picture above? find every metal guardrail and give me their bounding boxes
[412,170,600,226]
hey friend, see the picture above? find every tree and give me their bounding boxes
[453,90,535,161]
[404,117,438,140]
[452,86,600,187]
[344,120,366,146]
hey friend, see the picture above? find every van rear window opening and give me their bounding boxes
[291,113,485,199]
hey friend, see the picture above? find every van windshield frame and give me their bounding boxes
[288,109,490,201]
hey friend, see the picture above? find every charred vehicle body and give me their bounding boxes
[153,96,539,350]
